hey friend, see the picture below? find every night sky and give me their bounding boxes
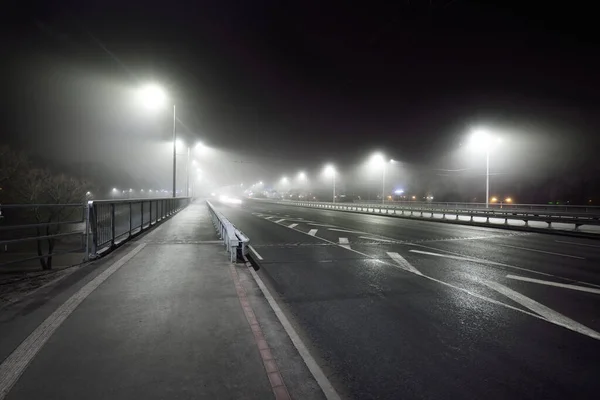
[2,1,599,202]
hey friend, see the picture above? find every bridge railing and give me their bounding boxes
[262,199,600,232]
[0,203,87,267]
[88,197,191,257]
[207,200,249,262]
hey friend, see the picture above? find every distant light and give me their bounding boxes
[281,176,289,184]
[211,192,216,196]
[369,152,386,168]
[298,171,307,180]
[112,188,118,192]
[140,189,144,192]
[469,128,501,152]
[259,181,263,185]
[86,191,92,196]
[139,83,167,110]
[176,138,185,151]
[323,164,336,177]
[192,159,198,166]
[505,197,512,203]
[411,195,416,200]
[195,142,205,151]
[491,197,498,203]
[394,189,404,195]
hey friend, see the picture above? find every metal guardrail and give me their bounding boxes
[88,197,191,257]
[264,199,600,231]
[0,203,87,267]
[206,200,249,262]
[354,200,600,213]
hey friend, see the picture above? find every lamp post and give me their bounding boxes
[324,164,336,203]
[369,153,389,204]
[468,129,501,208]
[139,84,178,197]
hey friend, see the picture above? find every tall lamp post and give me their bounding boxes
[324,164,336,203]
[469,129,501,208]
[369,153,392,204]
[139,84,179,198]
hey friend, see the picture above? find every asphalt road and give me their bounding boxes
[214,199,600,400]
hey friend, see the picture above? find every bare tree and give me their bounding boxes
[12,169,89,270]
[0,145,28,200]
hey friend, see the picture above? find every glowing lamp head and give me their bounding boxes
[323,164,336,177]
[139,84,167,110]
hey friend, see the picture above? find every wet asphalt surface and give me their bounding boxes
[214,200,600,400]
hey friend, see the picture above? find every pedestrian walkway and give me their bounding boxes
[0,201,290,400]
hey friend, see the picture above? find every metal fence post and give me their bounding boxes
[84,201,90,261]
[129,202,133,238]
[110,203,116,248]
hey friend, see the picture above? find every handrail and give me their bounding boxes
[88,197,191,258]
[206,200,249,262]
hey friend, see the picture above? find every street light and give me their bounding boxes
[139,83,177,198]
[469,128,502,208]
[298,171,307,181]
[323,164,336,203]
[369,152,389,205]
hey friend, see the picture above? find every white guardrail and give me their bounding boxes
[258,199,600,233]
[207,200,249,262]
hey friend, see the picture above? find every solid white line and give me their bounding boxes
[555,240,600,248]
[288,223,298,228]
[339,237,351,249]
[265,216,274,220]
[0,243,147,399]
[358,236,399,243]
[248,245,264,261]
[308,229,318,236]
[495,243,585,259]
[275,219,286,223]
[483,280,600,341]
[409,245,600,288]
[248,267,342,400]
[308,223,336,227]
[386,252,423,276]
[409,249,558,277]
[327,228,365,234]
[505,275,600,295]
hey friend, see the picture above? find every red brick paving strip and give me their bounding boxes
[229,265,292,400]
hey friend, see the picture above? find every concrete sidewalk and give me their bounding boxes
[0,202,302,400]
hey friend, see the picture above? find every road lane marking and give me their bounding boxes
[247,266,341,400]
[409,245,600,288]
[506,275,600,294]
[339,237,351,249]
[257,215,583,334]
[494,243,585,259]
[483,280,600,341]
[308,223,336,227]
[358,236,399,243]
[288,223,298,228]
[0,243,147,399]
[555,240,600,248]
[387,252,423,275]
[249,245,264,261]
[275,219,286,223]
[308,229,318,236]
[327,228,366,234]
[265,216,274,220]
